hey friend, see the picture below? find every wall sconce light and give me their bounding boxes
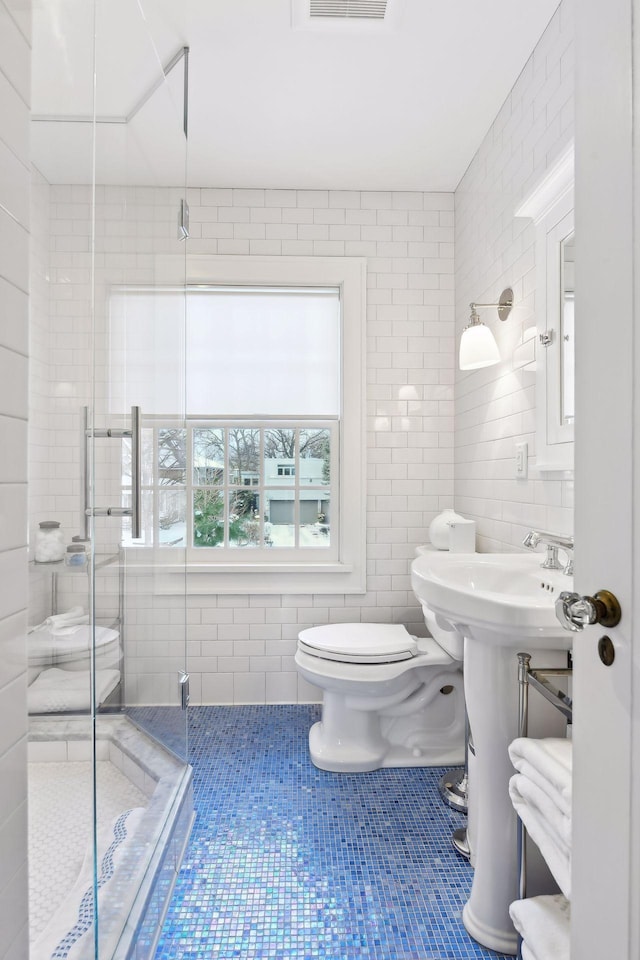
[459,287,513,370]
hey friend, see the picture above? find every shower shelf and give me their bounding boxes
[29,553,120,574]
[28,550,126,713]
[29,554,121,620]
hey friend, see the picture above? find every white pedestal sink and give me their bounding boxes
[411,552,572,955]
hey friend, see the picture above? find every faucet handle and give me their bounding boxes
[540,544,561,570]
[523,528,574,575]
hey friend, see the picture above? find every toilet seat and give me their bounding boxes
[298,623,418,664]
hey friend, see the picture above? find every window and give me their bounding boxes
[111,256,366,593]
[142,421,335,555]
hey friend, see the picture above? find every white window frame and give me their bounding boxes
[145,416,338,559]
[124,255,366,594]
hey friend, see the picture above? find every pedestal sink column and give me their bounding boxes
[409,551,573,953]
[462,636,566,955]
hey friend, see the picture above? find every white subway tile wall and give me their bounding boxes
[0,0,30,955]
[454,0,574,552]
[28,5,574,710]
[38,188,455,705]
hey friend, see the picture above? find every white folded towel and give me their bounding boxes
[510,894,570,960]
[51,620,90,636]
[510,772,571,853]
[45,606,86,627]
[31,606,90,634]
[27,668,120,713]
[521,943,536,960]
[509,737,572,817]
[509,775,571,899]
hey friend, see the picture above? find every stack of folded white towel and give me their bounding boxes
[32,605,90,636]
[508,736,572,960]
[508,736,572,899]
[510,893,570,960]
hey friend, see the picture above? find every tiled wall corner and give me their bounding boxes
[454,0,574,552]
[0,0,31,955]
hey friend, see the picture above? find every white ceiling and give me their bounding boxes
[31,0,561,191]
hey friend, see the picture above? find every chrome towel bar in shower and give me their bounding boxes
[83,405,141,540]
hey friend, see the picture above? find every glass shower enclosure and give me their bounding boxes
[28,3,192,958]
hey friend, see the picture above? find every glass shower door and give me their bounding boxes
[90,2,192,957]
[29,3,191,959]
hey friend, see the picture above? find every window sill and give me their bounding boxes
[187,561,351,574]
[121,551,364,595]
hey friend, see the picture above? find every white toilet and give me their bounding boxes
[295,622,465,772]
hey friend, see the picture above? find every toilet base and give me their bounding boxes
[307,669,465,773]
[309,718,464,771]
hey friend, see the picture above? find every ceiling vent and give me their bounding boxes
[292,0,401,30]
[309,1,388,19]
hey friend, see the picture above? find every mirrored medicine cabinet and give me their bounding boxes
[516,143,575,474]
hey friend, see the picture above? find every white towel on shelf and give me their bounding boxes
[32,606,90,634]
[50,621,90,636]
[510,772,571,853]
[509,736,572,817]
[509,775,571,899]
[520,943,536,960]
[27,668,120,713]
[510,894,570,960]
[45,606,86,626]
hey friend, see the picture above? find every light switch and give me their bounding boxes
[515,441,528,478]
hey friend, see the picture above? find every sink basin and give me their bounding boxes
[410,550,573,954]
[411,551,573,647]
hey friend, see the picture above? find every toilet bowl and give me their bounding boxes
[295,622,465,772]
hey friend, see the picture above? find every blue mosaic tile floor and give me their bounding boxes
[143,705,510,960]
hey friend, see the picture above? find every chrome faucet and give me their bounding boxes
[523,529,574,576]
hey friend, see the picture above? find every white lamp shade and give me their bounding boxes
[459,322,500,370]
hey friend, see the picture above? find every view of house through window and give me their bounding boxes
[133,422,334,550]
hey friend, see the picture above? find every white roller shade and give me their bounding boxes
[109,285,341,417]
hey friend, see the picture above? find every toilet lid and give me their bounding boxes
[298,623,417,663]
